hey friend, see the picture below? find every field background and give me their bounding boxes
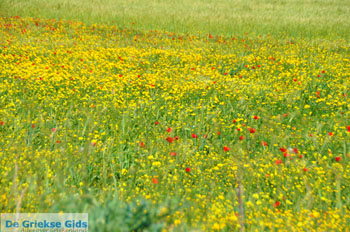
[1,0,350,41]
[1,0,350,231]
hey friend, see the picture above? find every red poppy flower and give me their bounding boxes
[328,132,334,136]
[293,148,299,154]
[279,147,287,152]
[191,133,198,139]
[261,141,268,146]
[217,131,221,135]
[249,128,256,133]
[166,137,174,143]
[224,146,230,151]
[31,124,35,128]
[51,128,56,132]
[185,167,191,173]
[335,157,341,162]
[233,119,236,123]
[170,152,177,157]
[347,125,350,132]
[154,121,159,125]
[167,127,171,132]
[273,201,281,207]
[239,136,244,140]
[275,159,282,165]
[303,168,309,172]
[140,141,145,147]
[152,178,158,184]
[254,116,259,120]
[175,136,179,140]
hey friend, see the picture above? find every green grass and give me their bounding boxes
[1,0,350,41]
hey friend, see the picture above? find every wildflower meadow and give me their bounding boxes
[0,1,350,231]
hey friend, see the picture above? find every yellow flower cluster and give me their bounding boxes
[0,16,349,230]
